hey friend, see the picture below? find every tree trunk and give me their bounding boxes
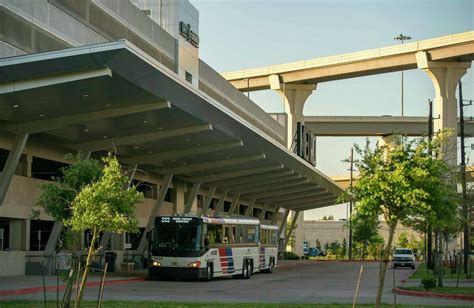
[75,228,97,307]
[437,233,443,287]
[375,221,397,308]
[362,243,366,261]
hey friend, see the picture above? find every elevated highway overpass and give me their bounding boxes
[303,115,474,136]
[222,31,474,91]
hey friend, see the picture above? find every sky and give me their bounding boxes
[190,0,474,220]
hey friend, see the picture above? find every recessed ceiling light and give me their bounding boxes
[39,114,45,117]
[134,146,139,149]
[84,129,89,132]
[12,104,19,108]
[82,94,88,98]
[172,159,176,162]
[148,151,152,154]
[185,139,190,142]
[105,104,111,107]
[103,136,108,139]
[158,127,163,130]
[143,120,148,124]
[216,152,221,155]
[183,163,187,165]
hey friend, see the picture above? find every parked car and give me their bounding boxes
[392,248,416,269]
[308,247,318,257]
[317,249,326,257]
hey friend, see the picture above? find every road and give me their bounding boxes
[1,261,471,306]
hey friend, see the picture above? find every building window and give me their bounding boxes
[185,71,192,83]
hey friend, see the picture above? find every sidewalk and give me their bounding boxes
[0,272,146,297]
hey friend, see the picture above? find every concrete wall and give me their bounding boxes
[0,251,26,276]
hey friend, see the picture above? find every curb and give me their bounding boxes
[0,277,146,297]
[394,287,474,301]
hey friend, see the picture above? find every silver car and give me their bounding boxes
[392,248,416,269]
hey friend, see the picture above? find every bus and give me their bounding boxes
[147,214,278,281]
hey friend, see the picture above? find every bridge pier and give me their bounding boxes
[269,75,316,149]
[416,51,471,166]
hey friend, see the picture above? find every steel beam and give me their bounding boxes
[206,170,294,188]
[187,165,284,183]
[221,174,300,191]
[260,190,327,203]
[124,141,242,165]
[0,67,112,95]
[72,124,210,152]
[245,184,317,200]
[8,102,170,134]
[184,182,201,213]
[273,193,334,207]
[0,133,29,206]
[235,178,308,195]
[290,200,338,211]
[156,154,266,175]
[137,174,173,254]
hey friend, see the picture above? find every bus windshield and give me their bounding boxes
[153,217,201,255]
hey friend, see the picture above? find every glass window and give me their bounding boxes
[246,226,256,242]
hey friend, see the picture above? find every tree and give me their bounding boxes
[341,238,347,259]
[37,153,143,306]
[397,231,409,248]
[351,211,380,260]
[315,239,322,250]
[350,132,459,307]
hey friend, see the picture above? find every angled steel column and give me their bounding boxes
[259,202,270,221]
[184,183,201,213]
[245,199,256,217]
[0,133,29,206]
[228,194,241,215]
[214,190,229,216]
[137,174,173,254]
[284,211,300,248]
[271,206,281,224]
[201,186,216,216]
[277,209,290,239]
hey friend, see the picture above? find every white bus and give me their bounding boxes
[148,214,278,280]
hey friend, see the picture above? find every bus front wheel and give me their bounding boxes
[244,261,251,279]
[205,263,213,281]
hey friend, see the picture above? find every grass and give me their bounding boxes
[409,263,473,280]
[0,302,466,308]
[399,286,474,295]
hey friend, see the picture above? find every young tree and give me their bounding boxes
[315,239,322,250]
[350,133,459,307]
[397,231,409,248]
[36,153,143,306]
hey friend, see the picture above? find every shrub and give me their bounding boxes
[421,277,436,291]
[283,251,300,260]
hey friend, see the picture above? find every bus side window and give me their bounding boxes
[247,226,256,242]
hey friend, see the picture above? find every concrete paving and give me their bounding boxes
[0,261,472,306]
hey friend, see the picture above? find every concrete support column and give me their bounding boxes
[0,133,29,206]
[44,222,63,255]
[9,219,29,251]
[417,52,471,166]
[378,134,400,161]
[270,75,316,149]
[173,181,185,214]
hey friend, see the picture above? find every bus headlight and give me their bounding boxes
[187,261,201,268]
[152,261,161,267]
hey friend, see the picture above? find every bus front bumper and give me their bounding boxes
[148,266,207,280]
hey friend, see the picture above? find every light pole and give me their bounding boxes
[393,34,412,117]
